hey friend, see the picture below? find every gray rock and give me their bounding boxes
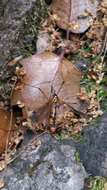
[36,31,50,53]
[0,134,87,190]
[77,113,107,177]
[0,0,47,65]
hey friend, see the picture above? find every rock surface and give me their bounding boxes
[0,0,46,65]
[0,133,87,190]
[77,113,107,177]
[1,112,107,189]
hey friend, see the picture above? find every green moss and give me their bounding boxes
[87,176,106,190]
[75,151,80,162]
[27,160,51,177]
[27,160,41,176]
[13,0,48,58]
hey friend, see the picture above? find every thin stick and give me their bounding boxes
[4,110,13,168]
[66,0,72,41]
[4,77,17,167]
[7,131,48,163]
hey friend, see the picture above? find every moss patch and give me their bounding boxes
[12,0,48,58]
[86,176,107,190]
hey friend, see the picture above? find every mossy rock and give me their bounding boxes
[0,0,47,65]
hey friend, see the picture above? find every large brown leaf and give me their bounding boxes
[0,109,15,154]
[11,52,87,128]
[51,0,98,33]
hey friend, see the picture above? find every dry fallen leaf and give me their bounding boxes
[104,183,107,190]
[0,109,15,154]
[0,154,13,171]
[11,52,88,129]
[51,0,98,33]
[0,160,6,172]
[0,179,5,189]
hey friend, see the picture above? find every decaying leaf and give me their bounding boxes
[51,0,98,33]
[11,52,88,129]
[0,109,15,154]
[0,179,5,189]
[104,183,107,190]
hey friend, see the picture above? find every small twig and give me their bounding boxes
[7,131,48,163]
[100,28,107,56]
[4,76,18,167]
[4,110,13,168]
[101,32,107,64]
[66,0,72,41]
[10,78,17,99]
